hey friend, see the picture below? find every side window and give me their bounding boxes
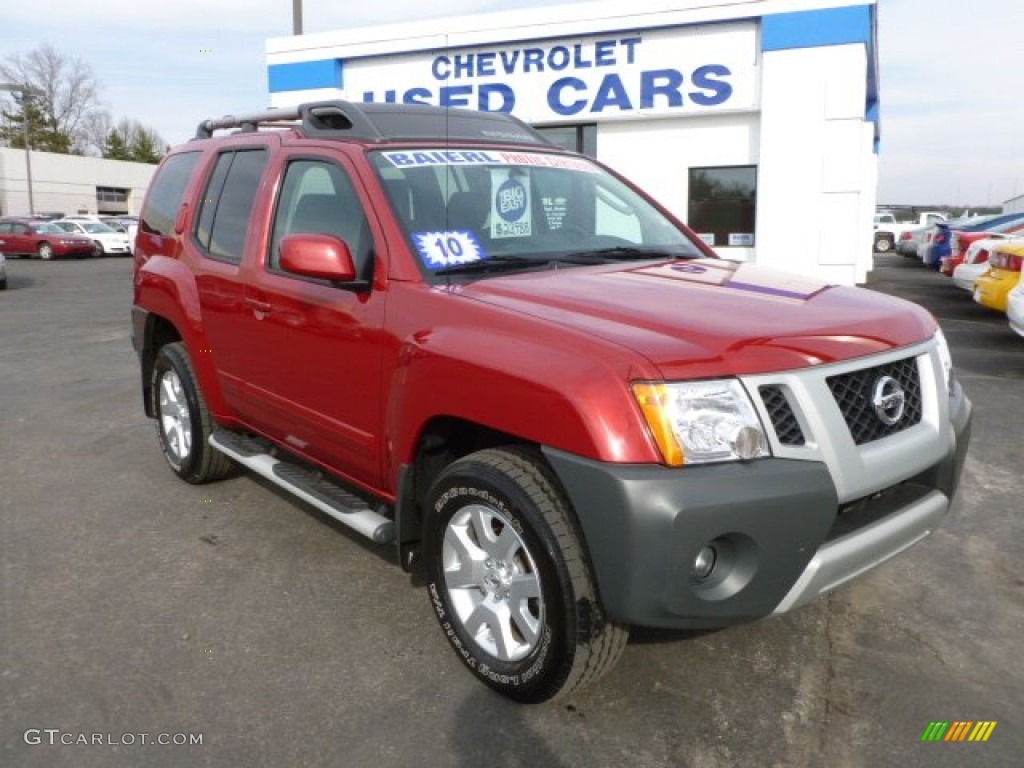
[194,148,268,264]
[194,153,233,251]
[269,159,371,275]
[140,152,202,236]
[0,223,11,234]
[14,224,29,235]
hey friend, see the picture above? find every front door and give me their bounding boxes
[230,153,387,490]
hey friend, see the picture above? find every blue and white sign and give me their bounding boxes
[336,22,757,124]
[412,230,485,268]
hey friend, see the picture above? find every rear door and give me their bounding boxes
[187,143,272,412]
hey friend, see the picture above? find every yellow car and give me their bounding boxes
[974,242,1024,312]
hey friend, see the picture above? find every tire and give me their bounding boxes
[37,242,54,260]
[874,235,893,253]
[92,240,104,258]
[151,342,233,484]
[424,447,628,703]
[0,277,6,290]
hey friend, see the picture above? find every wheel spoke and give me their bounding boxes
[161,375,180,406]
[492,525,522,563]
[443,525,485,589]
[509,598,541,646]
[468,505,498,549]
[507,571,540,602]
[176,421,191,456]
[465,601,516,660]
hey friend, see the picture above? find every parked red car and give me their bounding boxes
[0,217,97,259]
[940,215,1024,275]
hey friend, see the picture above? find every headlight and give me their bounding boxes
[632,379,770,466]
[934,328,954,393]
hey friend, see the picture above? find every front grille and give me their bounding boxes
[827,357,922,445]
[759,385,805,446]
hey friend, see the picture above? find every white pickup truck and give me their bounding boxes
[874,211,948,253]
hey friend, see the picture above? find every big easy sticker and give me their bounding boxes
[490,170,531,239]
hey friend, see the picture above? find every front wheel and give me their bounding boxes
[37,242,54,260]
[151,342,233,484]
[424,447,628,703]
[874,235,893,253]
[92,240,104,257]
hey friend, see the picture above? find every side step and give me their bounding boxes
[209,431,395,544]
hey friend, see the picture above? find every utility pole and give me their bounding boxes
[293,0,303,34]
[0,82,35,215]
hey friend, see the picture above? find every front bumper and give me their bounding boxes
[542,383,972,629]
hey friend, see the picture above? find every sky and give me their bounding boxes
[0,0,1021,207]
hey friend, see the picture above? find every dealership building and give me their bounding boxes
[266,0,879,284]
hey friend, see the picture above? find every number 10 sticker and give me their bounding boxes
[412,230,485,268]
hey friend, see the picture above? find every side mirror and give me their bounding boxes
[279,233,357,282]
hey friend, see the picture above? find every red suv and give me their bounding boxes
[131,101,972,702]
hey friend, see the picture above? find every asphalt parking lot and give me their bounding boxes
[1,253,1021,767]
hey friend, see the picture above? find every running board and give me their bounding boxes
[209,432,395,544]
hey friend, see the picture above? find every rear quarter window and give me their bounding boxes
[141,152,202,236]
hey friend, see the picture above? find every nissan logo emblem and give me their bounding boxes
[871,375,906,426]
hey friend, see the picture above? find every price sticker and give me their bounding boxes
[412,230,485,269]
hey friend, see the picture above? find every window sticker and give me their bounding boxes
[491,170,532,239]
[697,233,716,246]
[412,230,485,269]
[728,233,754,246]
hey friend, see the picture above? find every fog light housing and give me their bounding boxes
[692,545,718,582]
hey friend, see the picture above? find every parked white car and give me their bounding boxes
[1007,271,1024,337]
[52,219,132,256]
[953,237,1024,292]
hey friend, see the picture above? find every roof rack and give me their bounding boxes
[194,100,555,148]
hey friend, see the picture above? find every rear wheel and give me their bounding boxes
[424,447,628,703]
[151,342,233,484]
[874,234,893,253]
[37,242,54,260]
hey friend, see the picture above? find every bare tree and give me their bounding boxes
[0,44,105,153]
[79,110,113,156]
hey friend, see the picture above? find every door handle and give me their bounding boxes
[244,296,273,314]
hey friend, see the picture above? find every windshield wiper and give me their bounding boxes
[433,254,537,276]
[561,246,696,261]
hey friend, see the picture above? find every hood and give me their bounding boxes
[458,259,936,378]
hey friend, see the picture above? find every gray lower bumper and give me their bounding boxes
[542,388,972,629]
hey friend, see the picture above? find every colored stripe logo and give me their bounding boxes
[921,721,997,742]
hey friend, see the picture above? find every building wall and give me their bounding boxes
[264,0,879,284]
[0,148,157,218]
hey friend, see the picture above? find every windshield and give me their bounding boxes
[81,222,116,233]
[371,148,703,277]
